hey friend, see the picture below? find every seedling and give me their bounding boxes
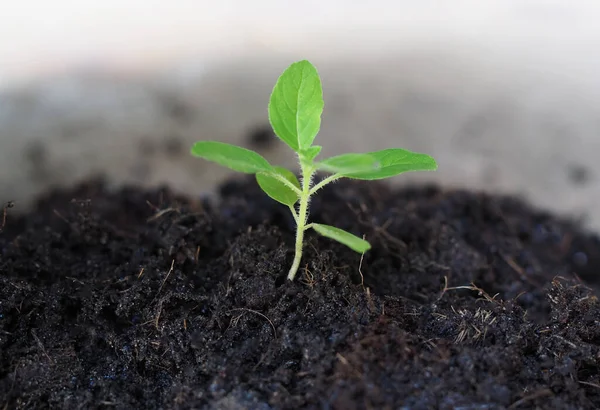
[191,60,437,281]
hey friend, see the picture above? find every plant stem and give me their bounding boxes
[287,159,314,281]
[309,173,342,195]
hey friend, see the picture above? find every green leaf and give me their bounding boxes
[343,148,437,180]
[311,223,371,253]
[256,167,301,206]
[268,60,324,151]
[317,153,380,175]
[191,141,273,174]
[300,145,322,161]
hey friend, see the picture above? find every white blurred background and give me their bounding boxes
[2,0,600,228]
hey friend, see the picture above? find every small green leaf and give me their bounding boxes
[256,167,301,206]
[343,148,437,180]
[311,223,371,253]
[300,145,322,161]
[317,153,380,175]
[191,141,273,174]
[268,60,324,151]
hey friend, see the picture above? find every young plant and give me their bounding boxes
[191,60,437,281]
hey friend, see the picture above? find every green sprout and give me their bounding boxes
[191,60,437,281]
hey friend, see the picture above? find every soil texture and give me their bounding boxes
[1,176,600,409]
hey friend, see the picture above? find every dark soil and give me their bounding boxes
[1,176,600,409]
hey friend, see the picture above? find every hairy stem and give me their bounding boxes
[287,159,314,281]
[309,173,342,195]
[288,205,299,224]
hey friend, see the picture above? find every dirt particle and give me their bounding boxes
[0,201,14,232]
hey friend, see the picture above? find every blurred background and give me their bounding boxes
[2,0,600,228]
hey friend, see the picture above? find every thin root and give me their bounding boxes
[508,389,553,409]
[228,308,277,339]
